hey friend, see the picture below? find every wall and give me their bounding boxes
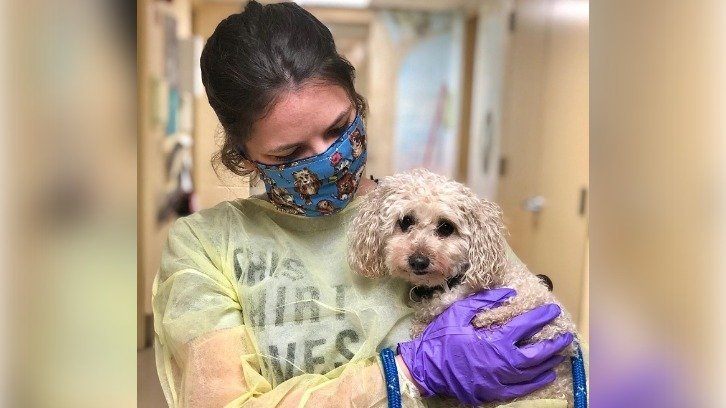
[466,0,511,198]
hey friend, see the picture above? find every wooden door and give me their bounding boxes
[497,0,589,324]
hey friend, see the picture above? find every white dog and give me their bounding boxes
[348,169,580,407]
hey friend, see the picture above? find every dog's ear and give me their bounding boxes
[347,184,390,278]
[463,197,508,288]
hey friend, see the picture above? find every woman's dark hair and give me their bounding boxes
[200,0,367,177]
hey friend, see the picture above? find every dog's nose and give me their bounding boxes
[408,254,430,274]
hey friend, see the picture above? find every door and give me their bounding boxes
[497,0,589,325]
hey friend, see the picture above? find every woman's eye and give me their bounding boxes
[275,149,300,162]
[328,127,345,136]
[328,118,355,136]
[398,215,415,232]
[436,221,455,237]
[327,126,346,137]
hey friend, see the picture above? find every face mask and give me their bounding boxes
[252,113,368,217]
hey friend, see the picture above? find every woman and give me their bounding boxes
[153,1,572,407]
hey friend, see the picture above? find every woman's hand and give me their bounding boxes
[397,289,574,405]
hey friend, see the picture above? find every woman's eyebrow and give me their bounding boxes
[326,106,354,132]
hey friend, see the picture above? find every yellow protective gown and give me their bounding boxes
[152,196,569,408]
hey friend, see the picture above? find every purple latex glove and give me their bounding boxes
[397,289,574,405]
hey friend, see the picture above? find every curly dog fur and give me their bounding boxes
[348,169,579,407]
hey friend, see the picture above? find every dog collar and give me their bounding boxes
[411,273,465,301]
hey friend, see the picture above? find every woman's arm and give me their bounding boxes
[165,325,423,408]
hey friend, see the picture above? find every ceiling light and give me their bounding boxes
[294,0,371,9]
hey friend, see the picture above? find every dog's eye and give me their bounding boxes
[436,221,456,237]
[398,215,415,232]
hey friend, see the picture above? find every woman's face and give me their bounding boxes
[244,82,356,166]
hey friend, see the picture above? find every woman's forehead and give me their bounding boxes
[249,83,353,143]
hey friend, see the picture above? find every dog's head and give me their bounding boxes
[348,169,507,288]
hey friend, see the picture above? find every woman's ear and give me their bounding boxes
[463,197,508,288]
[347,185,390,278]
[239,158,263,185]
[240,158,259,173]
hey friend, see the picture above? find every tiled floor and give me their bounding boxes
[138,347,167,408]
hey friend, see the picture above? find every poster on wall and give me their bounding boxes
[383,11,464,179]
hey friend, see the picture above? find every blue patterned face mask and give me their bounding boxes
[252,113,368,217]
